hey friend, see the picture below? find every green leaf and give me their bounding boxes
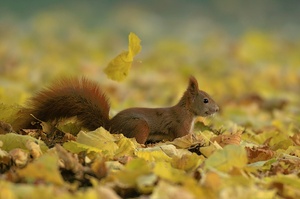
[0,133,48,152]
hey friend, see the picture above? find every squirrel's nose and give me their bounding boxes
[215,106,219,112]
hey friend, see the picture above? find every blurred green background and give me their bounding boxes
[0,0,299,128]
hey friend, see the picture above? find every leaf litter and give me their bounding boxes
[0,26,300,199]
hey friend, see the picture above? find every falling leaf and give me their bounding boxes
[104,32,142,81]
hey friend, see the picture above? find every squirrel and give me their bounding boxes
[13,76,219,144]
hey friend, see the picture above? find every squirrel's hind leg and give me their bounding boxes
[109,117,150,144]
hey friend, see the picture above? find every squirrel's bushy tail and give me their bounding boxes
[13,78,110,130]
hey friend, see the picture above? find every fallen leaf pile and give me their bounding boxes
[1,116,300,198]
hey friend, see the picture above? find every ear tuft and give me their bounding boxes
[188,76,199,93]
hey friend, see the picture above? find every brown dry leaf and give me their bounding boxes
[210,131,242,147]
[246,145,275,163]
[116,155,134,165]
[0,148,11,166]
[268,155,300,176]
[91,157,107,179]
[25,140,42,159]
[290,133,300,146]
[55,144,83,173]
[266,174,300,198]
[9,148,28,168]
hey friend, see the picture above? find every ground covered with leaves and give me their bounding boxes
[1,1,300,199]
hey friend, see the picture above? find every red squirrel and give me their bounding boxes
[14,76,219,144]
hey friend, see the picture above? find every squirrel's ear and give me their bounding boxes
[188,76,199,93]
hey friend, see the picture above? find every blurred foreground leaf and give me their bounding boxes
[17,154,64,185]
[204,145,248,172]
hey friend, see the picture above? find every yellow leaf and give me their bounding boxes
[153,162,187,183]
[169,133,205,148]
[0,181,16,199]
[128,32,142,59]
[0,133,48,153]
[136,147,172,162]
[171,153,202,172]
[136,174,157,194]
[114,137,137,158]
[204,145,248,172]
[113,158,151,188]
[63,141,102,154]
[104,32,142,81]
[199,144,218,158]
[0,103,21,125]
[17,154,64,185]
[75,127,119,156]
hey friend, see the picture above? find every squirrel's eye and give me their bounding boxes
[203,98,209,103]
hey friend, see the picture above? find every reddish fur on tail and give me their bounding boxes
[14,78,110,130]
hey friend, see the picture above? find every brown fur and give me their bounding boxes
[14,76,219,144]
[14,78,110,130]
